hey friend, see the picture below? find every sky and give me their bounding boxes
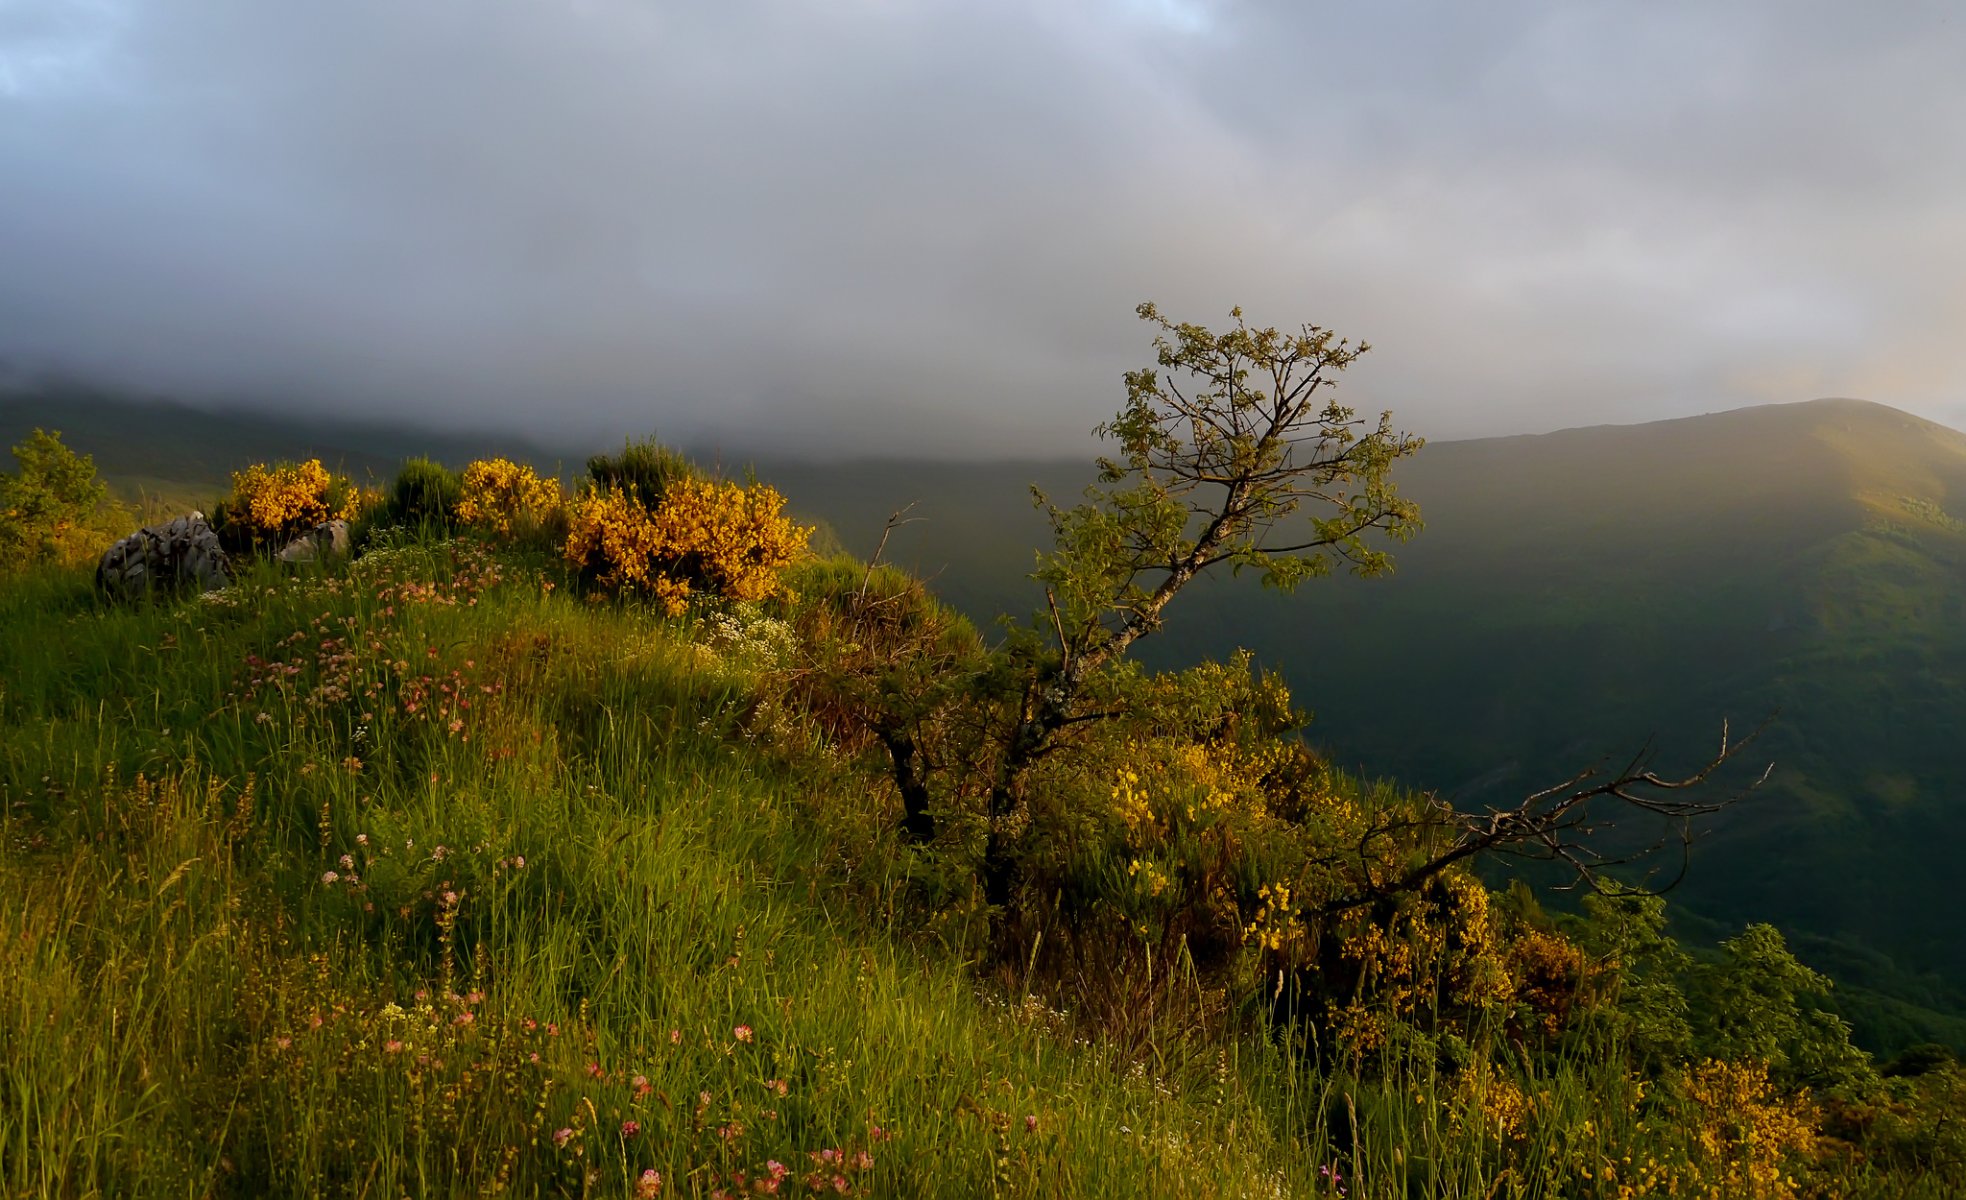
[2,0,1964,457]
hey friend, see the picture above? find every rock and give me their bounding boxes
[96,512,233,602]
[277,519,352,564]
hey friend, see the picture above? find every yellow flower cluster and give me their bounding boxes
[1681,1059,1819,1200]
[1127,857,1172,898]
[1244,882,1305,954]
[1459,1069,1533,1141]
[454,458,562,536]
[1111,766,1154,833]
[226,459,352,541]
[564,479,811,615]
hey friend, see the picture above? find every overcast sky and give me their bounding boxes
[2,1,1963,456]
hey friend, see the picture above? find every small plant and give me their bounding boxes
[454,458,563,538]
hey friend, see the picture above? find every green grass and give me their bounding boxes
[0,545,1341,1197]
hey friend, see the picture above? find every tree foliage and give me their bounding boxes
[0,428,122,568]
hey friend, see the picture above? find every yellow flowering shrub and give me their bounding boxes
[221,458,361,545]
[1509,924,1591,1038]
[1681,1059,1820,1200]
[454,458,562,536]
[564,479,811,615]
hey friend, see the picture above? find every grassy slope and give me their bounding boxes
[0,548,1333,1198]
[15,389,1966,1045]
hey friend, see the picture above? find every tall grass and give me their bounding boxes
[0,540,1956,1197]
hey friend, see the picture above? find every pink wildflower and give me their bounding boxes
[733,1024,754,1043]
[552,1127,572,1148]
[620,1120,641,1139]
[637,1169,663,1198]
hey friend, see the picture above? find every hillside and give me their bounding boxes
[12,389,1966,1044]
[767,399,1966,1024]
[7,407,1966,1194]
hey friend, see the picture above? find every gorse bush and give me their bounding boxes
[564,477,811,615]
[454,457,563,537]
[214,458,366,548]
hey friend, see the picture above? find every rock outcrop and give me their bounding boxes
[278,519,352,564]
[96,512,233,602]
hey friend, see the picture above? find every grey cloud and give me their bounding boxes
[2,0,1963,454]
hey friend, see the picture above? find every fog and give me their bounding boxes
[4,0,1964,454]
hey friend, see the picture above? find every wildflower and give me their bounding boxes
[669,1028,682,1045]
[621,1120,641,1138]
[512,855,525,869]
[637,1169,663,1198]
[321,870,340,885]
[831,1176,848,1194]
[384,1040,404,1053]
[453,1011,474,1026]
[553,1128,573,1148]
[767,1078,789,1096]
[1024,1115,1038,1134]
[633,1074,652,1097]
[733,1024,754,1043]
[853,1150,874,1170]
[586,1062,604,1079]
[868,1125,890,1142]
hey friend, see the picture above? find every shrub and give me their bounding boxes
[0,428,125,569]
[564,478,811,615]
[380,457,463,533]
[585,437,698,508]
[214,458,362,550]
[454,458,563,538]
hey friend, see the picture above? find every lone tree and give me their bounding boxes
[977,302,1424,903]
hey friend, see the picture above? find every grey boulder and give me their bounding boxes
[278,519,352,564]
[97,512,233,602]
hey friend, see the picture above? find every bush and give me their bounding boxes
[564,477,811,615]
[585,437,698,508]
[454,458,563,538]
[379,457,463,533]
[213,458,362,550]
[0,428,125,569]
